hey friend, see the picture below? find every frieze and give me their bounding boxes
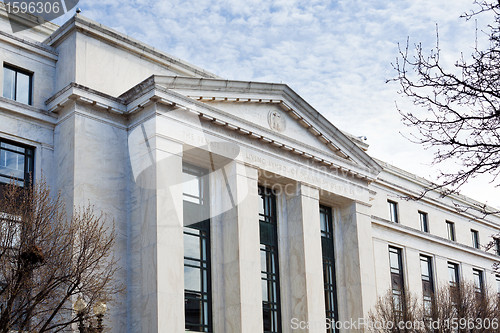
[156,104,376,182]
[175,117,366,199]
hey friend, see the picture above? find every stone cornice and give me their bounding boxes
[372,215,500,262]
[0,96,56,126]
[0,30,58,60]
[371,180,500,230]
[46,82,126,114]
[372,162,500,226]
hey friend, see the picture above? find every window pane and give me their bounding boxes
[473,270,483,292]
[260,248,267,272]
[1,142,25,153]
[185,292,203,329]
[0,150,25,179]
[259,193,264,215]
[447,222,455,241]
[420,258,429,278]
[184,265,201,292]
[472,230,479,249]
[320,211,327,233]
[419,212,428,232]
[183,172,201,203]
[16,71,30,105]
[388,201,398,223]
[448,263,458,285]
[390,250,400,270]
[3,67,15,100]
[184,233,201,260]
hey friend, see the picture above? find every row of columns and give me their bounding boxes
[131,135,373,332]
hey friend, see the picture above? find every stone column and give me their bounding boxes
[155,136,185,332]
[129,118,185,333]
[285,183,326,333]
[338,200,376,331]
[219,161,263,333]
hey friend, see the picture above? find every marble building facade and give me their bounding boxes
[1,6,500,333]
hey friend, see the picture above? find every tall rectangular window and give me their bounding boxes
[3,65,32,105]
[448,262,459,287]
[320,205,338,332]
[446,221,456,241]
[471,230,479,249]
[495,238,500,256]
[420,255,434,315]
[496,275,500,294]
[0,139,34,187]
[259,186,281,333]
[183,164,212,332]
[419,211,429,232]
[473,269,484,294]
[388,200,399,223]
[389,247,404,310]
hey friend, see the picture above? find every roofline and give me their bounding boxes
[375,158,500,216]
[43,14,223,79]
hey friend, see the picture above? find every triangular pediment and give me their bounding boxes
[152,76,380,170]
[117,75,382,179]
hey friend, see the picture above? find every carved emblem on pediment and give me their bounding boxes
[267,110,286,133]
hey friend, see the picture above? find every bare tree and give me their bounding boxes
[391,0,500,270]
[0,180,122,333]
[391,1,500,207]
[367,281,500,333]
[366,291,424,333]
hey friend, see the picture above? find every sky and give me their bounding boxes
[53,0,500,207]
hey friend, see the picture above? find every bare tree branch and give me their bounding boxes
[0,179,123,333]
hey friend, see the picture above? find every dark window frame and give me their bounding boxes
[419,211,429,233]
[389,246,404,312]
[446,221,456,241]
[495,238,500,256]
[448,262,460,287]
[259,186,282,333]
[473,269,484,294]
[471,229,480,249]
[388,200,399,223]
[0,138,34,188]
[495,275,500,294]
[420,255,434,315]
[320,205,338,332]
[3,64,33,105]
[182,163,213,333]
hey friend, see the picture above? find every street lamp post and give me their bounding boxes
[73,296,107,333]
[93,301,107,332]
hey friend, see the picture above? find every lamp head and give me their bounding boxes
[93,300,107,316]
[73,296,87,313]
